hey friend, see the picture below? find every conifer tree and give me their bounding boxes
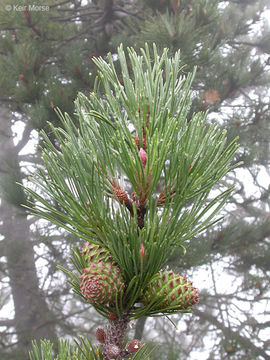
[0,1,269,359]
[25,44,239,360]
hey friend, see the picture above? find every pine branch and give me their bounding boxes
[24,44,240,359]
[193,308,270,359]
[49,0,73,9]
[0,319,15,327]
[15,124,32,153]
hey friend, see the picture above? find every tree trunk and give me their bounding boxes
[0,107,57,359]
[135,317,147,340]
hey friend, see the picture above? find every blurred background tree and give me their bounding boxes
[0,0,269,359]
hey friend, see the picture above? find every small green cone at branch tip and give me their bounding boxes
[141,270,199,312]
[82,242,114,265]
[79,262,124,306]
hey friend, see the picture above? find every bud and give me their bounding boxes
[95,327,106,344]
[141,270,199,312]
[79,262,124,305]
[127,339,141,353]
[109,312,117,320]
[140,243,145,259]
[139,148,147,166]
[106,344,121,359]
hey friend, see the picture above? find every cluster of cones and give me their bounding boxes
[79,242,199,358]
[79,242,199,314]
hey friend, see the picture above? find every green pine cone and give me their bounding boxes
[79,261,124,305]
[141,270,199,312]
[82,242,114,265]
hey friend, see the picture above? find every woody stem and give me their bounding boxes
[137,205,146,229]
[102,315,129,360]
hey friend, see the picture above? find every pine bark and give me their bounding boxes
[102,316,129,360]
[134,317,146,340]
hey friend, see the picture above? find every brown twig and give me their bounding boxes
[23,10,41,37]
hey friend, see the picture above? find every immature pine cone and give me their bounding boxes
[79,261,124,305]
[82,242,113,265]
[141,270,199,312]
